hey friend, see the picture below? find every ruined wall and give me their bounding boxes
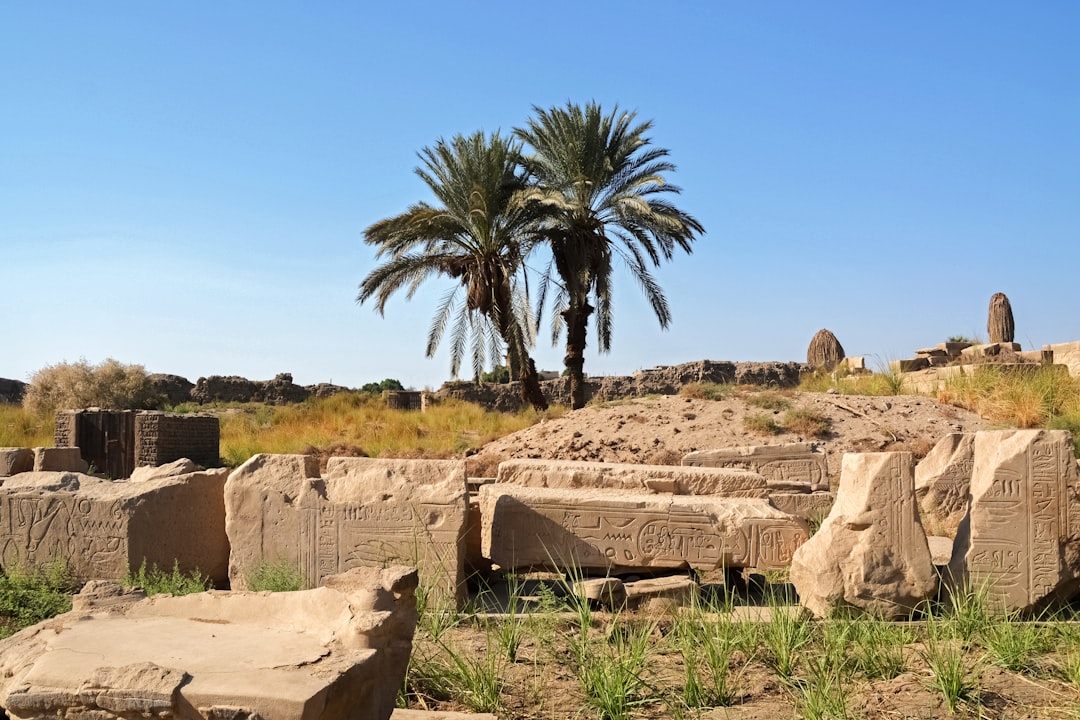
[135,412,220,468]
[54,411,76,447]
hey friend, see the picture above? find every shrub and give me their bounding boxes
[679,382,728,401]
[781,408,832,438]
[247,559,304,592]
[743,414,781,435]
[122,559,211,596]
[23,358,160,415]
[0,559,76,638]
[745,391,792,411]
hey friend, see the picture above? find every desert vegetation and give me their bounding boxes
[21,358,159,416]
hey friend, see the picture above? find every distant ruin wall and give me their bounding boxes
[135,412,220,468]
[434,360,808,412]
[0,379,26,405]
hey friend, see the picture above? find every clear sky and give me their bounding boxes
[3,3,1077,390]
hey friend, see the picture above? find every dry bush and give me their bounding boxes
[743,413,782,435]
[466,452,506,478]
[643,448,683,466]
[745,390,793,411]
[679,382,727,401]
[22,358,159,415]
[780,408,832,438]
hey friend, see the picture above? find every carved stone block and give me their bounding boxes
[0,449,33,477]
[226,454,469,603]
[682,443,829,492]
[479,484,808,574]
[0,469,229,585]
[947,429,1080,613]
[768,491,835,522]
[0,566,418,720]
[32,447,87,473]
[915,433,975,533]
[790,452,937,619]
[495,458,768,496]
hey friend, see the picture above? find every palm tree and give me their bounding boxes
[515,102,704,409]
[358,131,549,410]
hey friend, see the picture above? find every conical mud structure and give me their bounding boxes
[806,328,845,371]
[987,292,1015,344]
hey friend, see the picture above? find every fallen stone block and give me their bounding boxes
[682,443,829,492]
[480,484,808,575]
[0,448,33,477]
[625,575,698,611]
[790,452,936,619]
[128,458,200,482]
[890,358,930,374]
[574,577,627,610]
[495,458,768,497]
[0,468,229,585]
[947,429,1080,613]
[960,342,1021,360]
[768,491,835,522]
[915,433,975,534]
[226,454,469,602]
[32,447,87,473]
[0,565,418,720]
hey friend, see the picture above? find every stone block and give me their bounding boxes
[495,458,768,497]
[940,342,974,358]
[947,429,1080,613]
[574,577,627,610]
[916,347,948,358]
[0,469,229,585]
[960,342,1021,359]
[0,448,33,477]
[889,358,930,373]
[837,356,867,373]
[789,452,936,619]
[1045,341,1080,378]
[682,443,829,491]
[226,454,469,603]
[0,566,418,720]
[768,492,835,522]
[32,447,87,473]
[480,484,808,574]
[625,575,698,610]
[915,433,975,533]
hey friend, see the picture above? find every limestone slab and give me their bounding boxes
[480,484,808,574]
[914,433,975,533]
[226,454,469,602]
[0,449,33,477]
[495,458,768,497]
[682,443,829,492]
[947,429,1080,613]
[0,469,228,585]
[32,447,87,473]
[0,566,418,720]
[790,452,936,619]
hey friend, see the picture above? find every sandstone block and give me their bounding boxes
[947,429,1080,613]
[495,458,768,497]
[915,433,975,534]
[226,454,469,602]
[32,447,87,473]
[790,452,936,619]
[682,443,829,492]
[0,469,229,585]
[0,565,418,720]
[0,448,33,477]
[128,458,199,482]
[480,484,808,574]
[574,577,627,610]
[768,491,835,522]
[890,358,930,373]
[625,575,698,610]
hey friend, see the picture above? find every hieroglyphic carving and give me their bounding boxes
[480,485,808,573]
[915,434,975,529]
[494,458,769,497]
[950,430,1078,612]
[0,494,126,577]
[682,443,829,491]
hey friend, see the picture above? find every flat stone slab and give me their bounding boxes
[226,454,469,602]
[0,448,33,477]
[495,458,768,497]
[0,469,228,585]
[682,443,829,492]
[0,566,418,720]
[479,484,808,574]
[768,491,835,522]
[947,429,1080,613]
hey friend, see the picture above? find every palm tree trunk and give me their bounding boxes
[562,301,592,410]
[517,357,548,411]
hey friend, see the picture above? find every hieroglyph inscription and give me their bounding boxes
[0,495,125,576]
[296,499,458,590]
[488,493,807,572]
[967,436,1070,607]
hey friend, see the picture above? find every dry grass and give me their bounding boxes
[0,405,53,448]
[781,407,832,438]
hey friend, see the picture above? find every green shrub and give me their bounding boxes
[743,413,781,435]
[0,559,76,638]
[781,408,832,438]
[246,559,304,592]
[23,358,161,415]
[744,391,792,411]
[122,559,211,596]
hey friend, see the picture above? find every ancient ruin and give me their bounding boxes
[988,291,1015,344]
[682,442,830,491]
[226,454,469,601]
[494,457,769,496]
[947,429,1080,613]
[0,566,418,720]
[790,452,937,619]
[480,484,809,574]
[806,328,845,371]
[915,432,975,533]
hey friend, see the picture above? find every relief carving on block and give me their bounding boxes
[0,496,126,576]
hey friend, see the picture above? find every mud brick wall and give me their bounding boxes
[54,411,76,447]
[135,412,220,468]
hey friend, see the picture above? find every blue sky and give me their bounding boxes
[3,3,1077,390]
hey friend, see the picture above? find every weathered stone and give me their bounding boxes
[0,565,418,720]
[916,347,948,358]
[915,433,975,534]
[682,443,829,492]
[890,358,930,373]
[768,492,835,522]
[128,458,199,482]
[790,452,936,619]
[574,577,627,610]
[927,536,953,566]
[480,484,808,574]
[0,448,33,476]
[495,458,768,497]
[987,292,1015,344]
[947,429,1080,613]
[0,469,229,585]
[806,329,845,371]
[32,447,87,473]
[836,356,867,374]
[960,342,1022,360]
[625,575,698,610]
[226,454,469,602]
[1045,341,1080,378]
